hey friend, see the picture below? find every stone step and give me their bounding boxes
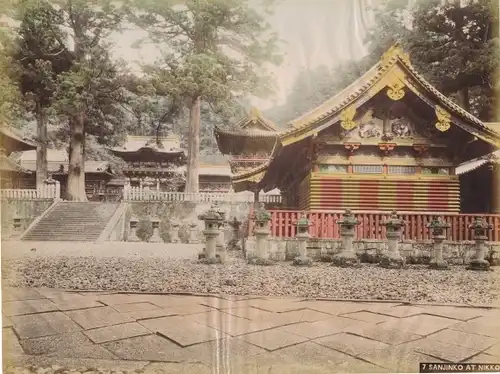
[22,202,119,241]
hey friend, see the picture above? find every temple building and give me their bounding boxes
[0,126,37,188]
[109,135,233,192]
[109,135,186,191]
[232,45,500,213]
[214,107,279,197]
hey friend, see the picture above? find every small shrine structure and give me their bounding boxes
[214,107,279,199]
[235,45,500,213]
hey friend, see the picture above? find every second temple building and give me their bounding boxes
[219,45,500,214]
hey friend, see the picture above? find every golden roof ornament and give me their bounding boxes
[386,75,406,101]
[380,44,411,67]
[435,105,451,132]
[340,105,357,130]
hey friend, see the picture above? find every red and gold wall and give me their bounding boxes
[305,172,460,212]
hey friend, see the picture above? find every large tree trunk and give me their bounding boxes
[66,113,87,201]
[35,102,48,189]
[457,87,470,112]
[185,96,201,193]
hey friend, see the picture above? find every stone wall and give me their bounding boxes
[124,201,253,243]
[1,199,53,239]
[244,237,500,265]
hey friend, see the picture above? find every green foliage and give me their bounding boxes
[131,0,283,190]
[273,0,499,125]
[366,0,499,118]
[0,0,21,123]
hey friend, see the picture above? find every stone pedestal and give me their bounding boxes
[379,211,405,269]
[187,222,200,244]
[468,237,490,271]
[198,207,223,264]
[149,217,163,243]
[427,216,450,270]
[333,210,361,267]
[467,217,493,271]
[10,216,22,239]
[247,204,274,265]
[203,228,220,262]
[169,219,180,243]
[429,236,448,269]
[127,217,140,242]
[293,214,312,266]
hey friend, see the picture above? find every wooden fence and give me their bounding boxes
[0,181,60,200]
[123,185,282,204]
[247,210,500,242]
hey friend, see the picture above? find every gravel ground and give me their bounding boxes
[3,253,499,304]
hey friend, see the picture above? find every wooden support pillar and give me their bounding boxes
[254,188,260,208]
[491,164,500,214]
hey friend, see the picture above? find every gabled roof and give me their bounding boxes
[278,44,500,148]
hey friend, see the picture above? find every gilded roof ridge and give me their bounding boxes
[278,44,500,147]
[213,125,281,137]
[283,61,386,134]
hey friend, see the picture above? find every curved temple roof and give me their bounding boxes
[109,135,186,158]
[214,107,280,156]
[455,150,500,176]
[0,126,37,155]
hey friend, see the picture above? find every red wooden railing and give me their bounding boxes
[247,210,500,242]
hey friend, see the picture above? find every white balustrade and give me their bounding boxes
[122,186,282,204]
[0,180,60,200]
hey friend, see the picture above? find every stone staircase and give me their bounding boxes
[22,202,119,241]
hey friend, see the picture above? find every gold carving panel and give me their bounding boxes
[435,106,451,132]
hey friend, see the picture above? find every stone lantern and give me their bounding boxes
[198,206,223,263]
[227,217,242,251]
[169,218,181,243]
[426,216,450,270]
[10,215,22,239]
[467,216,493,271]
[293,213,313,266]
[212,204,227,250]
[187,221,200,244]
[248,203,273,265]
[149,217,163,243]
[379,211,405,269]
[127,216,140,242]
[332,209,361,267]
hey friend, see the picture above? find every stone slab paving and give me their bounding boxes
[3,287,500,373]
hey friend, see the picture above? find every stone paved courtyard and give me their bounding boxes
[3,287,500,373]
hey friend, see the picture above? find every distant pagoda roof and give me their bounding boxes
[0,125,37,155]
[214,107,280,155]
[109,135,186,159]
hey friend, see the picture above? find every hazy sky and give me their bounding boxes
[112,0,383,108]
